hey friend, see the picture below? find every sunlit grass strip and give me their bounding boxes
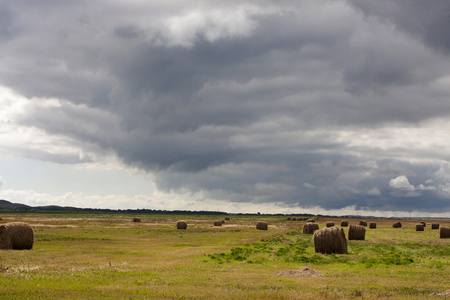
[208,226,449,269]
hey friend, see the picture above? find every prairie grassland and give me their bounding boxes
[0,213,449,299]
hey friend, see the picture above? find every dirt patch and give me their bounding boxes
[30,224,79,228]
[275,267,324,277]
[430,289,450,296]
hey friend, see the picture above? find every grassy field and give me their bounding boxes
[0,213,449,299]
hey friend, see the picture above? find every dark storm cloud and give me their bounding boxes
[348,0,450,55]
[2,0,450,213]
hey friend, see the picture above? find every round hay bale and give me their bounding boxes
[348,225,366,240]
[132,217,141,223]
[420,221,426,227]
[292,217,297,221]
[0,222,34,250]
[359,221,367,227]
[303,223,319,234]
[176,221,187,230]
[369,222,376,229]
[431,223,440,230]
[326,221,335,227]
[415,223,424,231]
[256,222,268,230]
[313,227,347,254]
[340,221,348,227]
[224,217,230,221]
[306,219,315,223]
[440,226,450,239]
[393,222,402,228]
[287,217,292,221]
[213,221,222,226]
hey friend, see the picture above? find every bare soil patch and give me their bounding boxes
[275,267,324,277]
[430,289,450,296]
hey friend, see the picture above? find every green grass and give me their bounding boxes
[0,214,448,299]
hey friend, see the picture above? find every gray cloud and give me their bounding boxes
[348,0,450,55]
[2,0,450,213]
[0,5,18,41]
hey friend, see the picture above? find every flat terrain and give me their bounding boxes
[0,213,449,299]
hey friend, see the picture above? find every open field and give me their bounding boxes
[0,213,449,299]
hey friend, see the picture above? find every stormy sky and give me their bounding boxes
[1,0,450,216]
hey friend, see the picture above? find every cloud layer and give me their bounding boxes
[1,0,450,213]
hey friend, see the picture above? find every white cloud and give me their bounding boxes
[0,188,190,211]
[161,5,266,48]
[389,175,423,197]
[389,175,415,191]
[0,86,121,167]
[417,184,436,191]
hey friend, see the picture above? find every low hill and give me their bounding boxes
[0,199,31,211]
[0,199,81,212]
[0,199,227,215]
